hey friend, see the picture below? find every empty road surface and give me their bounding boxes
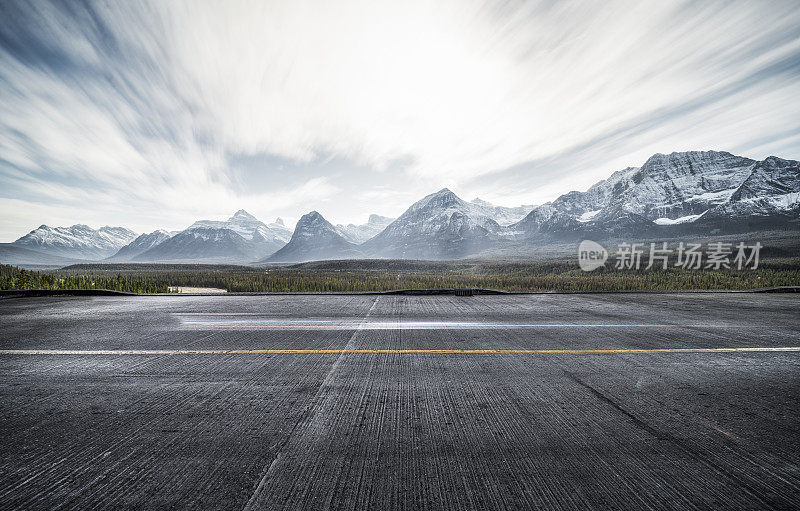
[1,293,799,510]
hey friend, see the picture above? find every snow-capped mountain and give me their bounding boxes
[267,217,293,242]
[132,210,288,263]
[469,198,535,226]
[190,210,291,246]
[134,227,258,263]
[699,155,800,226]
[360,188,501,259]
[264,211,362,262]
[512,151,800,238]
[4,150,797,266]
[13,224,138,260]
[336,214,395,244]
[106,230,172,262]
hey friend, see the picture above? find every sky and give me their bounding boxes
[1,0,799,241]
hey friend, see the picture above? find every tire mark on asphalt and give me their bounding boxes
[242,295,381,510]
[563,370,783,510]
[0,373,218,507]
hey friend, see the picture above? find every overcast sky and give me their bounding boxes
[1,0,799,240]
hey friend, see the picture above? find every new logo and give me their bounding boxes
[578,240,608,271]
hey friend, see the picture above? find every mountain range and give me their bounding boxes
[512,151,799,239]
[131,210,291,263]
[336,215,395,244]
[3,150,798,266]
[13,224,138,260]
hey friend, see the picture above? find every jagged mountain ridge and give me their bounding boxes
[511,151,800,238]
[359,188,502,260]
[265,211,362,262]
[469,198,535,226]
[107,230,172,262]
[270,191,536,261]
[134,210,287,263]
[134,227,257,263]
[4,150,798,265]
[336,214,395,244]
[190,209,291,245]
[13,224,138,260]
[266,217,293,242]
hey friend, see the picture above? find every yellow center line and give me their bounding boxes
[1,347,799,355]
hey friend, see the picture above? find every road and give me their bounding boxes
[1,293,799,510]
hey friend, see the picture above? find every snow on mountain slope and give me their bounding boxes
[469,198,535,226]
[577,210,602,222]
[10,151,798,263]
[131,210,288,263]
[653,214,705,225]
[107,230,172,261]
[613,151,756,219]
[134,227,258,263]
[265,211,362,262]
[190,210,289,244]
[512,151,799,237]
[267,217,293,243]
[701,156,800,222]
[727,156,800,206]
[336,214,395,244]
[360,188,502,259]
[13,224,138,260]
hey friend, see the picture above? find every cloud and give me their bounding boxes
[0,0,798,239]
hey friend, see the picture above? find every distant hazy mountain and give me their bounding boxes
[336,214,395,244]
[130,210,285,263]
[0,244,86,267]
[190,209,290,246]
[360,188,501,259]
[469,198,535,226]
[264,211,362,262]
[106,230,171,262]
[267,217,293,242]
[511,151,799,238]
[5,150,797,266]
[13,224,138,260]
[134,227,256,263]
[133,210,287,263]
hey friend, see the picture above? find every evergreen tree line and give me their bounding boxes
[1,261,798,293]
[0,265,169,293]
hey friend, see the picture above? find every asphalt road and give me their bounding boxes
[1,293,799,510]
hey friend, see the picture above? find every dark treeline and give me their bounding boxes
[0,265,169,293]
[2,260,800,293]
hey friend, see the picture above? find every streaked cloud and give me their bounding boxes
[1,0,798,239]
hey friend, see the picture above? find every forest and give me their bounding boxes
[2,259,799,293]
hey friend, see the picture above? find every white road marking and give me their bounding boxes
[173,316,742,330]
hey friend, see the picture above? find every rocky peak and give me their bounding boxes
[230,209,258,221]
